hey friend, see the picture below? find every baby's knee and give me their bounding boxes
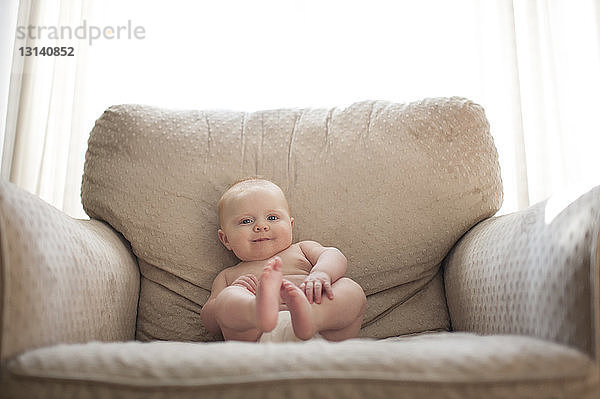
[337,277,364,292]
[336,278,367,307]
[215,285,254,308]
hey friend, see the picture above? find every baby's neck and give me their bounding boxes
[239,243,296,264]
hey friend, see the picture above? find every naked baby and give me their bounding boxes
[201,178,366,342]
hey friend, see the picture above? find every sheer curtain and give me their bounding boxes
[2,0,599,218]
[2,0,91,217]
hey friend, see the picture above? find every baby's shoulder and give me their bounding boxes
[295,240,324,251]
[295,240,323,246]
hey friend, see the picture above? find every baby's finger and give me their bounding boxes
[248,275,258,289]
[324,282,334,300]
[244,277,258,292]
[245,280,256,292]
[314,281,322,304]
[233,280,251,292]
[305,281,314,304]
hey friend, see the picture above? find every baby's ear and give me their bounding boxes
[218,229,232,250]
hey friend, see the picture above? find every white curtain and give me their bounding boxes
[2,0,91,217]
[2,0,600,218]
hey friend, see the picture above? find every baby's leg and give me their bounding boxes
[256,257,283,332]
[214,285,262,341]
[280,277,366,341]
[316,277,366,341]
[215,257,283,341]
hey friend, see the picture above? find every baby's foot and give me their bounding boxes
[280,279,317,340]
[256,257,283,332]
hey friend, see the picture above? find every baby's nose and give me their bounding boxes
[254,224,269,232]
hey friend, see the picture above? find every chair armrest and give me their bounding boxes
[444,185,600,361]
[0,180,139,364]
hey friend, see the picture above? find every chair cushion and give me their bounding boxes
[81,98,502,341]
[4,333,597,399]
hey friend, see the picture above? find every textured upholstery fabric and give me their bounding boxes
[445,185,600,359]
[3,333,598,399]
[0,180,140,363]
[81,98,503,341]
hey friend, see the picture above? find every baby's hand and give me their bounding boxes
[231,274,258,295]
[300,271,333,304]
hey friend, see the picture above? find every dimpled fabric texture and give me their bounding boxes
[445,185,600,358]
[0,180,139,363]
[3,333,597,399]
[81,97,503,341]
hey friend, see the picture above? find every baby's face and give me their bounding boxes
[218,186,294,262]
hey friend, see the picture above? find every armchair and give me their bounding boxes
[0,98,598,398]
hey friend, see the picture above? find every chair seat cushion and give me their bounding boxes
[4,333,597,399]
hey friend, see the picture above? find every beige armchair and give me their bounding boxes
[0,98,598,398]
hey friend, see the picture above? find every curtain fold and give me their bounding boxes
[477,0,531,212]
[4,0,89,218]
[517,0,600,206]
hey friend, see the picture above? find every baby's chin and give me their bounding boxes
[237,251,279,262]
[235,243,290,262]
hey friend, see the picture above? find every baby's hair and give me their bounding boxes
[217,177,290,226]
[225,176,271,190]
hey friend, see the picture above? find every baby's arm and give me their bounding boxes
[200,270,228,335]
[298,240,347,304]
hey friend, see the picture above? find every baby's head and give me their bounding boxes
[217,178,294,262]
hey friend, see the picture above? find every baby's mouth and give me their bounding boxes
[252,238,270,242]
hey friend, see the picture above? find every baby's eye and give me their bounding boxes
[241,218,253,225]
[267,215,278,221]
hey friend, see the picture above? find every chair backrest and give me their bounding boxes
[81,97,502,341]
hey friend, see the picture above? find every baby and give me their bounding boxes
[201,177,366,342]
